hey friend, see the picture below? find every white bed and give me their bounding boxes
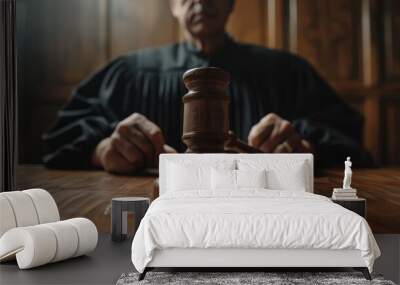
[131,154,380,280]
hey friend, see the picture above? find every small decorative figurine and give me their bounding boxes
[332,156,358,200]
[343,156,353,189]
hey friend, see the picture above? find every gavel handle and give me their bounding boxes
[225,131,263,153]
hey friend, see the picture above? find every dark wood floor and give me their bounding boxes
[15,165,400,234]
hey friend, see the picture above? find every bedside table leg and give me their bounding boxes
[111,201,123,242]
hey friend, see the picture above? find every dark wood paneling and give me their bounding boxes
[17,0,109,163]
[19,0,108,84]
[265,0,287,49]
[382,95,400,165]
[362,93,381,161]
[227,0,266,45]
[109,0,179,58]
[383,0,400,84]
[19,105,63,164]
[296,0,363,87]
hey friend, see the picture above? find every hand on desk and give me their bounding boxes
[92,113,176,174]
[248,113,314,153]
[91,112,314,173]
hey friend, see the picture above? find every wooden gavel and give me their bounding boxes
[181,67,262,154]
[225,131,262,153]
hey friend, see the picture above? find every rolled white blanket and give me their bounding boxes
[42,221,79,262]
[0,196,17,237]
[0,225,57,268]
[0,218,98,269]
[65,218,98,257]
[0,189,60,236]
[0,189,98,269]
[23,189,60,224]
[1,191,40,227]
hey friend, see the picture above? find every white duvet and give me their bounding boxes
[131,190,380,273]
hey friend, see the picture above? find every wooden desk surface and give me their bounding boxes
[15,165,400,234]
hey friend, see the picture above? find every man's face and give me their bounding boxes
[170,0,233,38]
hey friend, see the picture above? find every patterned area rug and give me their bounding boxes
[116,272,396,285]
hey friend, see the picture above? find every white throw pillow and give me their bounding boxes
[211,169,267,190]
[167,162,210,191]
[267,165,307,191]
[211,168,236,190]
[167,160,236,191]
[238,159,309,191]
[236,169,267,188]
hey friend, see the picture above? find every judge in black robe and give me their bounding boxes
[42,0,373,171]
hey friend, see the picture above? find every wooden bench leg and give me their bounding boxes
[354,267,371,280]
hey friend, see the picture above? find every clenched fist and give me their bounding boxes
[248,113,313,153]
[92,113,176,174]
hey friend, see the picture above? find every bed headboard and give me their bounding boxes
[159,153,314,195]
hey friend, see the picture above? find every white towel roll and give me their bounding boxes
[23,189,60,223]
[0,196,17,237]
[66,218,98,257]
[0,192,39,227]
[42,221,79,262]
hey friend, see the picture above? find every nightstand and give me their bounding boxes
[111,197,150,242]
[331,198,366,218]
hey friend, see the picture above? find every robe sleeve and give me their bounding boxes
[290,58,374,167]
[42,57,130,169]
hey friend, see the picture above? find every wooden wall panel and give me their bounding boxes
[20,105,62,165]
[382,0,400,165]
[109,0,179,58]
[17,0,108,104]
[20,0,108,86]
[362,94,381,161]
[265,0,287,49]
[361,0,381,87]
[382,96,400,165]
[17,0,109,163]
[383,0,400,84]
[296,0,363,87]
[227,0,267,46]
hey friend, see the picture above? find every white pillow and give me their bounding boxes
[167,162,209,191]
[211,169,267,190]
[270,162,308,191]
[167,160,235,191]
[211,168,236,190]
[237,169,267,188]
[238,159,309,191]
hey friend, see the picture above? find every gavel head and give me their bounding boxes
[182,67,230,153]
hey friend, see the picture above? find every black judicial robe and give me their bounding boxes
[42,37,373,169]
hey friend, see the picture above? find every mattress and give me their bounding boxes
[131,190,380,273]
